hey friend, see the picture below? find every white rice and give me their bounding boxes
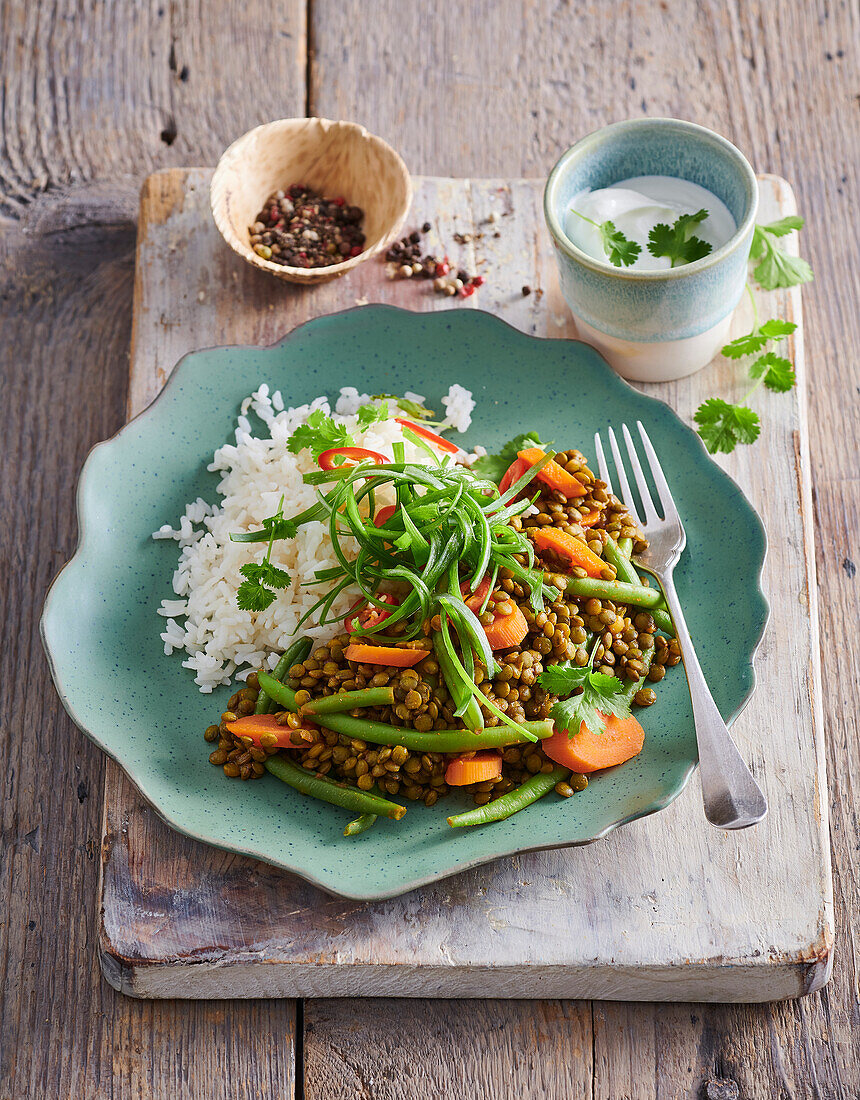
[154,385,474,692]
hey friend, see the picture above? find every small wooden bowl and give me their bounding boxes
[210,118,412,285]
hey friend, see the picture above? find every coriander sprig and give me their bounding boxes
[357,400,389,428]
[646,208,713,267]
[694,217,810,454]
[692,342,795,454]
[538,640,632,737]
[236,496,292,612]
[571,211,641,268]
[750,216,813,290]
[287,409,354,460]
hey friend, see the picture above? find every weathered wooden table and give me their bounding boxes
[2,2,858,1096]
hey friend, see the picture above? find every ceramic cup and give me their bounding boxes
[544,118,758,382]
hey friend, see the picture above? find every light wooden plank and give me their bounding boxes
[100,168,829,1006]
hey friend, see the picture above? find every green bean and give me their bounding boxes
[264,755,406,820]
[447,766,570,828]
[617,536,633,558]
[299,686,396,716]
[602,537,675,637]
[344,813,378,836]
[255,637,313,714]
[432,626,484,733]
[564,575,666,609]
[621,646,656,703]
[256,672,553,751]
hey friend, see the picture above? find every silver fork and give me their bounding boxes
[594,422,767,830]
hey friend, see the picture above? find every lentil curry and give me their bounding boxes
[204,410,679,834]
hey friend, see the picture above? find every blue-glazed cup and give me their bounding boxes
[544,118,758,381]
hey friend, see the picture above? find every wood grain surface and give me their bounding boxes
[105,168,829,1007]
[2,0,858,1097]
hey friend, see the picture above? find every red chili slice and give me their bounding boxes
[498,457,529,496]
[317,446,388,470]
[344,593,400,634]
[394,418,460,454]
[374,504,397,527]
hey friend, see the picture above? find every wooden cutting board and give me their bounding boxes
[99,169,831,1001]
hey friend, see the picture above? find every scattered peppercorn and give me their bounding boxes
[385,222,495,300]
[249,184,365,269]
[522,285,532,296]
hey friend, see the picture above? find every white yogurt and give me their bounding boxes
[565,175,736,271]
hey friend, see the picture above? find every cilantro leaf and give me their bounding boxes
[753,243,814,291]
[721,329,770,359]
[538,663,631,737]
[748,228,767,261]
[647,209,713,267]
[240,561,291,589]
[537,663,590,696]
[569,210,640,267]
[758,318,797,340]
[675,208,709,232]
[236,560,292,613]
[750,219,812,290]
[678,235,713,264]
[357,401,389,429]
[759,215,804,238]
[721,317,797,360]
[471,430,549,483]
[694,399,761,454]
[598,220,641,267]
[287,409,355,460]
[236,579,278,612]
[750,352,796,392]
[261,516,298,540]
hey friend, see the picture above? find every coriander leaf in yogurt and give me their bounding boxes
[565,176,736,272]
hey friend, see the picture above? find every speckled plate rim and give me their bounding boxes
[41,305,769,900]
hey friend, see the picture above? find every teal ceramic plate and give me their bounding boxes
[42,306,767,900]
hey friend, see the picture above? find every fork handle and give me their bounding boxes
[657,571,768,830]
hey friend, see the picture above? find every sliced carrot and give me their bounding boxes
[517,447,587,499]
[343,643,430,667]
[483,604,529,650]
[530,527,605,578]
[498,456,529,496]
[460,575,492,613]
[578,511,601,528]
[542,712,645,773]
[225,712,317,750]
[445,750,503,786]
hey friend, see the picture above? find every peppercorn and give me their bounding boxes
[248,184,365,269]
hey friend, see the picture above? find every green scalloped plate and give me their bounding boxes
[42,306,767,900]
